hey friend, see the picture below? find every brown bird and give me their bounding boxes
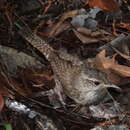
[18,27,120,106]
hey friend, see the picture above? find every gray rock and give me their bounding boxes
[71,7,100,30]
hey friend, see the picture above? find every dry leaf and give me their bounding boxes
[49,9,84,36]
[0,75,13,98]
[74,27,114,44]
[88,0,120,11]
[73,29,98,43]
[111,45,130,61]
[0,45,44,75]
[77,27,92,35]
[46,22,70,37]
[0,73,31,96]
[111,64,130,77]
[0,0,5,9]
[117,22,130,31]
[95,49,115,71]
[20,68,54,89]
[0,94,4,111]
[107,71,122,85]
[95,50,130,78]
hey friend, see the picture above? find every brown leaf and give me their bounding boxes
[73,29,98,43]
[0,73,30,97]
[0,0,5,9]
[46,22,70,37]
[111,45,130,61]
[107,71,122,85]
[0,94,4,111]
[88,0,120,11]
[0,75,13,98]
[116,22,130,31]
[95,50,130,78]
[49,9,84,36]
[94,50,115,71]
[111,64,130,77]
[73,27,114,44]
[20,68,54,89]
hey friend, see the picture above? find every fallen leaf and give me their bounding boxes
[0,0,5,9]
[73,27,114,44]
[88,0,120,11]
[111,45,130,61]
[116,22,130,31]
[45,22,70,38]
[49,9,84,36]
[73,29,98,43]
[19,67,54,89]
[94,49,115,71]
[0,94,4,111]
[0,74,13,98]
[0,72,31,96]
[77,27,92,35]
[112,64,130,77]
[0,44,44,75]
[95,50,130,78]
[107,71,122,85]
[85,51,122,84]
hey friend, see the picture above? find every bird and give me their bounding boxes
[17,25,120,107]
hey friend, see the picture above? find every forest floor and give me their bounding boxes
[0,0,130,130]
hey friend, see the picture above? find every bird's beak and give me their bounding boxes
[104,84,122,92]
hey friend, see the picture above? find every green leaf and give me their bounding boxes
[4,123,13,130]
[15,23,22,29]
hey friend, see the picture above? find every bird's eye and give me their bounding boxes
[94,81,100,85]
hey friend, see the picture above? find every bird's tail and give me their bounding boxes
[15,23,54,61]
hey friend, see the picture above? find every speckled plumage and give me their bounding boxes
[19,28,119,106]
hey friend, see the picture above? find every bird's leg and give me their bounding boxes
[51,76,66,109]
[69,104,90,116]
[32,76,66,109]
[28,89,63,108]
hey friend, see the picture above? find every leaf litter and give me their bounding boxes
[1,0,130,129]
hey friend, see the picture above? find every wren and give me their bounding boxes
[18,27,120,106]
